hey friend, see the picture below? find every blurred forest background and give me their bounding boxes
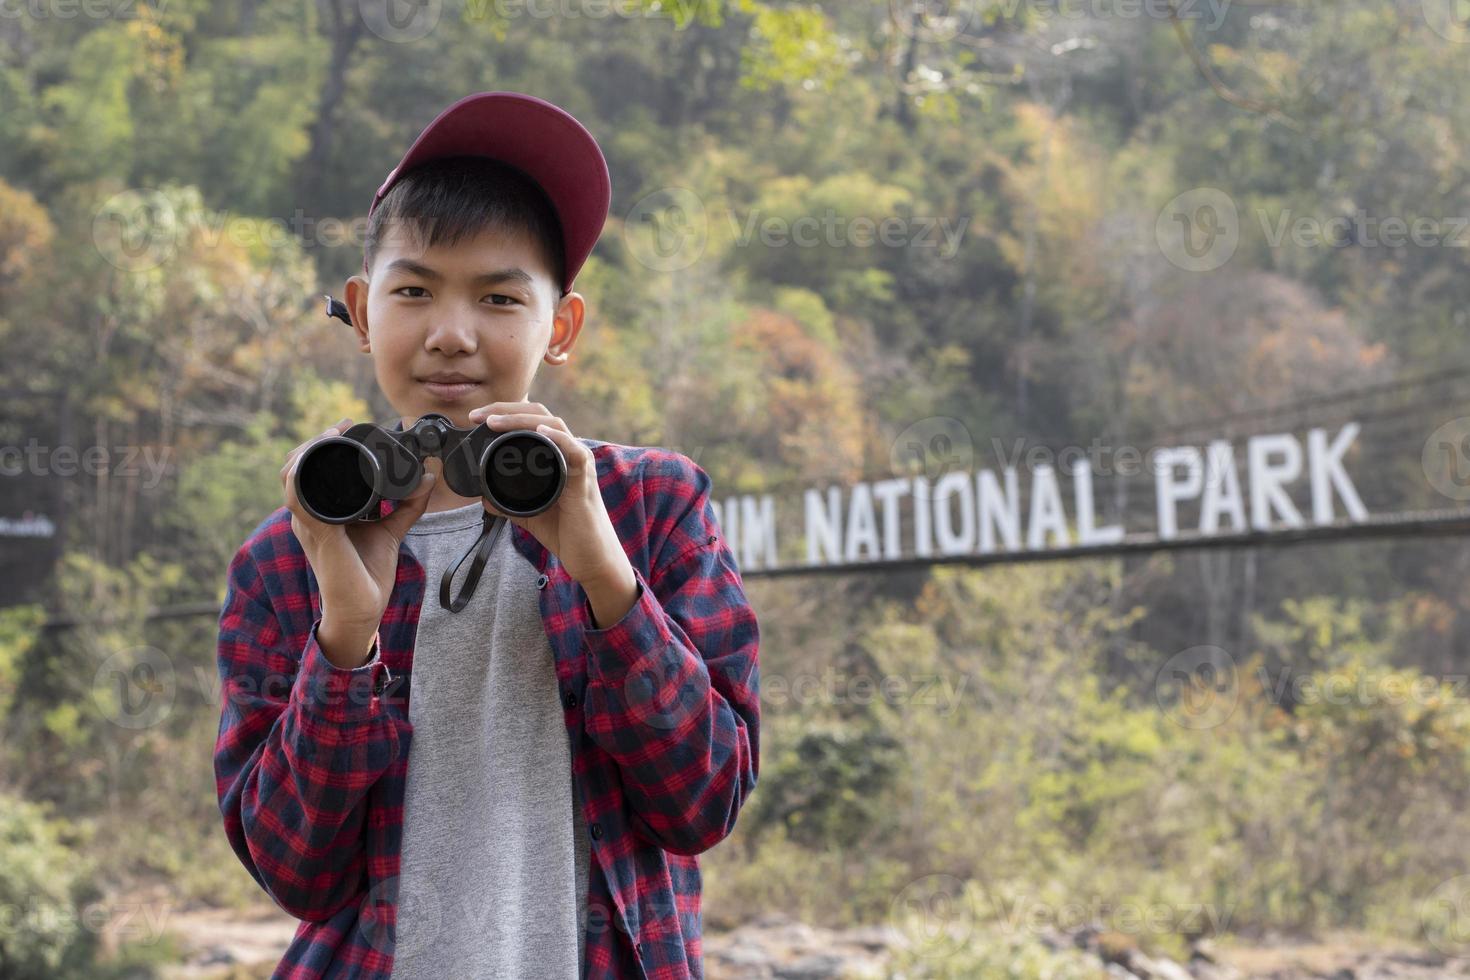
[6,0,1470,976]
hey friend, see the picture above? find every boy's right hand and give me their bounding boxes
[281,419,438,667]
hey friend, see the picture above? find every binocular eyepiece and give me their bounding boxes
[293,412,567,524]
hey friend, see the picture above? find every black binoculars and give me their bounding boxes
[293,412,567,524]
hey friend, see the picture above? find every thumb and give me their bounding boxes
[380,470,437,541]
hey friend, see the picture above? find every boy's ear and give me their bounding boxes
[343,275,372,352]
[545,290,585,367]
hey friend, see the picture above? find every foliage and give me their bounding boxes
[4,0,1470,967]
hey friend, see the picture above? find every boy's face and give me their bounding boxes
[343,220,585,430]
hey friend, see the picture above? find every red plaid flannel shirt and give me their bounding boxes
[213,438,761,979]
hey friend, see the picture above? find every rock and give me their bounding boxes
[1190,963,1243,980]
[1148,958,1197,980]
[843,924,903,952]
[711,944,775,968]
[1191,938,1221,965]
[772,953,850,980]
[197,945,236,967]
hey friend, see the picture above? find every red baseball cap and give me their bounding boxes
[365,91,611,295]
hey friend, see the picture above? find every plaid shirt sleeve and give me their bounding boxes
[579,451,761,856]
[213,529,401,922]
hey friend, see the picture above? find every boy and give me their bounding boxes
[213,91,761,979]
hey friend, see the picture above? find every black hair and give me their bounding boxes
[363,155,567,297]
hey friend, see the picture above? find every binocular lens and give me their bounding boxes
[483,434,563,515]
[298,441,377,522]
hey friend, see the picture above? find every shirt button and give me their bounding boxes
[564,690,578,709]
[707,534,716,545]
[590,822,603,840]
[536,573,549,589]
[635,941,644,955]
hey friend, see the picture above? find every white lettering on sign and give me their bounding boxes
[0,512,56,538]
[709,424,1370,570]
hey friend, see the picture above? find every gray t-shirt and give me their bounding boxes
[390,501,589,979]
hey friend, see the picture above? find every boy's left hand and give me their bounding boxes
[467,401,632,592]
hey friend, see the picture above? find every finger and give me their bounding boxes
[532,421,593,472]
[468,401,547,421]
[479,412,561,429]
[379,470,438,542]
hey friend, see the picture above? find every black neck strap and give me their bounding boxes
[440,510,506,613]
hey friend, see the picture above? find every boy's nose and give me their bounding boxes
[424,310,479,354]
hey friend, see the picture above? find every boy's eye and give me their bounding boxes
[391,287,516,306]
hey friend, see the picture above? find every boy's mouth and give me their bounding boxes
[418,376,482,400]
